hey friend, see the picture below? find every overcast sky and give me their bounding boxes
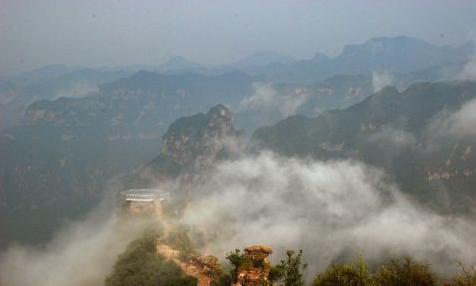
[1,0,476,75]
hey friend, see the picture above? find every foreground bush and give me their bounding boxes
[313,257,438,286]
[278,249,308,286]
[374,257,437,286]
[448,266,476,286]
[105,225,196,286]
[313,258,374,286]
[163,225,196,258]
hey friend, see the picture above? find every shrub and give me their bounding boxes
[225,249,246,282]
[373,257,437,286]
[448,265,476,286]
[313,258,374,286]
[105,226,196,286]
[277,249,308,286]
[163,225,196,257]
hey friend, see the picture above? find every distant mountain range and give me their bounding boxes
[248,36,474,83]
[1,35,476,246]
[150,36,475,83]
[0,71,254,245]
[0,68,133,129]
[154,36,474,80]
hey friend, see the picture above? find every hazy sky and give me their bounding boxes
[1,0,476,75]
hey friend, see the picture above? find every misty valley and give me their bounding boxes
[2,2,476,286]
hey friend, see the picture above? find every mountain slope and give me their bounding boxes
[0,68,132,129]
[252,81,476,211]
[0,71,250,245]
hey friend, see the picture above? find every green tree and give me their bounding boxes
[448,265,476,286]
[313,258,374,286]
[275,249,307,286]
[225,249,246,282]
[373,257,437,286]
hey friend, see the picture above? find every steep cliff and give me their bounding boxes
[146,104,239,178]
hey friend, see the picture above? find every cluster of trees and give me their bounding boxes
[219,248,476,286]
[105,224,476,286]
[313,257,476,286]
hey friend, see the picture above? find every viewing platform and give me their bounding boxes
[121,188,170,202]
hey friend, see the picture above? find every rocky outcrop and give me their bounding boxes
[161,104,234,165]
[156,242,220,286]
[185,255,221,286]
[147,104,238,178]
[234,245,273,286]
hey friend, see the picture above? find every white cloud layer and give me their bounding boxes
[0,204,149,286]
[2,152,476,284]
[429,97,476,139]
[372,71,394,92]
[181,152,476,274]
[240,83,310,117]
[368,126,416,148]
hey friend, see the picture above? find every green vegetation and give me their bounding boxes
[449,265,476,286]
[373,257,437,286]
[224,249,247,282]
[105,225,196,286]
[275,249,308,286]
[106,236,476,286]
[312,256,466,286]
[313,258,373,286]
[162,225,196,258]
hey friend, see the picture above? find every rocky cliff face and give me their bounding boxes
[147,104,238,178]
[234,246,273,286]
[161,104,234,165]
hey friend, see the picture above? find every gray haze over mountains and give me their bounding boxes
[2,2,476,284]
[1,34,476,247]
[2,0,476,76]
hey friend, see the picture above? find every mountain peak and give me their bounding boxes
[209,104,232,118]
[341,36,433,56]
[335,35,471,73]
[150,105,236,175]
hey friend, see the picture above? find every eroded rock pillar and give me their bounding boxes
[234,245,273,286]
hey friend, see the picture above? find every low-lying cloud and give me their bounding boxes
[2,151,476,284]
[457,58,476,81]
[368,126,417,148]
[181,152,476,274]
[457,39,476,81]
[0,201,148,286]
[428,97,476,140]
[55,82,99,99]
[240,83,310,117]
[372,71,394,92]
